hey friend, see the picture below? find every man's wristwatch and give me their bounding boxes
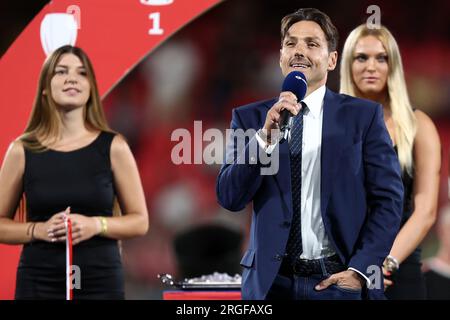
[384,255,400,273]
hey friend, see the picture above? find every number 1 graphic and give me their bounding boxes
[149,12,164,35]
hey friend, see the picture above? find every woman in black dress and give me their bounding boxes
[0,45,148,299]
[339,25,441,299]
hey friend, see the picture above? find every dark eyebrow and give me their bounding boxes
[285,34,322,43]
[304,36,321,42]
[55,64,86,69]
[284,34,297,42]
[353,51,387,56]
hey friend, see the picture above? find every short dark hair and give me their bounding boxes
[281,8,339,52]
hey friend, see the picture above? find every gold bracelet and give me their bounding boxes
[99,217,108,236]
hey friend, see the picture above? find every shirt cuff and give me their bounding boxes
[348,267,371,288]
[255,129,278,154]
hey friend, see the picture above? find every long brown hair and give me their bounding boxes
[20,45,113,151]
[17,45,116,220]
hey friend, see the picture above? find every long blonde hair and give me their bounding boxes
[340,24,417,175]
[20,45,113,151]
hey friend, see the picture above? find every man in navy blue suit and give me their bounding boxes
[216,8,403,300]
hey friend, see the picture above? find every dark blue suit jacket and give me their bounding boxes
[216,89,404,300]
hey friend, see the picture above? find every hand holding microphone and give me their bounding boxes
[263,71,307,144]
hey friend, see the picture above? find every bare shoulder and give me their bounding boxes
[414,110,440,150]
[5,139,25,162]
[111,133,131,153]
[1,139,25,175]
[415,109,436,128]
[110,134,134,164]
[414,110,440,141]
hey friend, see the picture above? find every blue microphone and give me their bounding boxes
[279,71,307,143]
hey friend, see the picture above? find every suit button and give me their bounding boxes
[274,254,282,261]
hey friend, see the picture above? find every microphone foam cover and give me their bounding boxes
[281,71,307,101]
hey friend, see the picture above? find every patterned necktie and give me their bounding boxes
[285,102,307,263]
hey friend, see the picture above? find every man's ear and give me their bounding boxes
[328,51,338,71]
[279,48,283,69]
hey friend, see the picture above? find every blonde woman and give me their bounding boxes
[340,25,441,299]
[0,45,148,299]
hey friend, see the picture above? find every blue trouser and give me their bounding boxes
[266,258,363,300]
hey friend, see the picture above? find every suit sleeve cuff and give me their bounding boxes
[348,267,371,288]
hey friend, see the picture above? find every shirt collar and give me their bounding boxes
[302,85,326,119]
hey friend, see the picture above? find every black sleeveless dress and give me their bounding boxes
[385,147,426,300]
[15,131,124,300]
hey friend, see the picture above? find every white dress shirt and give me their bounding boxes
[256,85,370,284]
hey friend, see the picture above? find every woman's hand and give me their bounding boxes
[67,214,101,245]
[34,207,101,245]
[34,207,70,242]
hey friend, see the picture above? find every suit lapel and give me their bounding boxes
[321,89,345,217]
[273,139,293,220]
[261,99,293,220]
